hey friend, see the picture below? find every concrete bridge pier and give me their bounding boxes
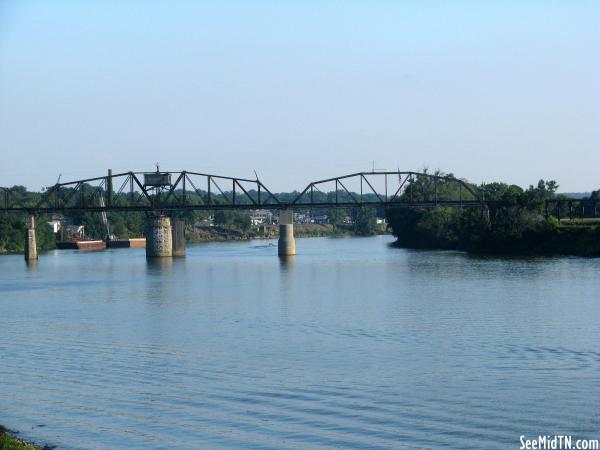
[171,218,186,257]
[24,214,37,261]
[278,209,296,256]
[145,215,173,258]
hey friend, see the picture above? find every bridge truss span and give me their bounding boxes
[291,171,484,209]
[0,169,485,213]
[0,170,281,213]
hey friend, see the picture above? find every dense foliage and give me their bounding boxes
[352,207,378,236]
[213,210,251,231]
[386,175,600,256]
[0,186,56,253]
[0,185,384,253]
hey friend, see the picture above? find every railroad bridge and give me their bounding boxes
[0,169,485,260]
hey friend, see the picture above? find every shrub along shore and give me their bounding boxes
[0,426,47,450]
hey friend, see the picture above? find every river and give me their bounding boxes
[1,235,599,449]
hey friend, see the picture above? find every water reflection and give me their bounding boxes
[278,255,296,272]
[145,257,174,273]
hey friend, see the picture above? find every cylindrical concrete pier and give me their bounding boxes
[278,210,296,256]
[171,218,186,257]
[145,215,173,257]
[278,224,296,256]
[24,214,37,261]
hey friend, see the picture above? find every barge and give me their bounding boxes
[56,240,106,250]
[57,238,146,250]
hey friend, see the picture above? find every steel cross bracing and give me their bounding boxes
[0,170,485,213]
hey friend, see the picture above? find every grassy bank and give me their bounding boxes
[0,427,45,450]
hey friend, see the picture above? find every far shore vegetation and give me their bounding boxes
[0,186,383,254]
[386,171,600,257]
[2,176,599,257]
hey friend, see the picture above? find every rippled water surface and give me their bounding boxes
[1,236,600,449]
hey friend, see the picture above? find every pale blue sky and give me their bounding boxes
[0,0,598,191]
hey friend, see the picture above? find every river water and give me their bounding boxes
[1,236,599,449]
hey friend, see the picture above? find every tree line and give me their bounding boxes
[0,185,383,253]
[386,171,600,256]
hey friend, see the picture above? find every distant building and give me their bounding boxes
[313,214,329,224]
[250,209,273,226]
[195,216,214,227]
[293,212,310,224]
[47,213,64,233]
[47,219,62,233]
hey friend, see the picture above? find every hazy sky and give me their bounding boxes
[0,0,598,192]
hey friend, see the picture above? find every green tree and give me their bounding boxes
[233,213,251,231]
[0,214,56,253]
[352,207,377,236]
[327,207,345,227]
[214,210,232,226]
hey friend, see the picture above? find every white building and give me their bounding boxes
[293,212,310,224]
[250,209,273,226]
[313,214,329,224]
[47,220,62,233]
[195,216,214,227]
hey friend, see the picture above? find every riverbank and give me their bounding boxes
[187,223,358,242]
[387,208,600,257]
[0,224,388,255]
[0,427,46,450]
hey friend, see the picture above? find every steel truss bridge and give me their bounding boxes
[0,170,485,214]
